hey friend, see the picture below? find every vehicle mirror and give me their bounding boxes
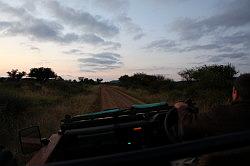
[19,126,42,154]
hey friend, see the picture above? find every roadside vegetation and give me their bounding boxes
[0,67,101,161]
[118,64,238,113]
[0,64,241,164]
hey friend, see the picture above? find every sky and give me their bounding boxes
[0,0,249,81]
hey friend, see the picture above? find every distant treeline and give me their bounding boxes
[5,67,57,82]
[119,73,175,92]
[1,67,103,85]
[119,64,237,93]
[0,67,103,113]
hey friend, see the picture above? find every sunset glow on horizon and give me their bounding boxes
[0,0,249,81]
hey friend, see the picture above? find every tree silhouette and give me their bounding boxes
[119,73,174,92]
[178,64,237,89]
[78,77,84,83]
[55,76,64,81]
[7,69,26,81]
[28,67,57,82]
[83,78,95,84]
[96,78,103,84]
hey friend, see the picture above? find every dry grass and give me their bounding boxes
[116,86,230,113]
[0,81,100,164]
[17,85,99,137]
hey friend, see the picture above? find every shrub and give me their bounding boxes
[7,69,26,81]
[119,73,175,92]
[178,64,237,89]
[0,92,30,113]
[29,67,57,82]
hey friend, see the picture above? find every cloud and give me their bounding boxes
[0,1,27,18]
[0,1,121,51]
[19,42,40,52]
[0,21,12,29]
[60,33,121,49]
[36,60,50,66]
[63,49,84,55]
[217,32,250,48]
[78,52,123,72]
[144,35,250,54]
[207,52,249,62]
[94,0,144,40]
[117,14,145,40]
[146,0,250,54]
[171,0,250,41]
[144,39,176,51]
[0,18,65,41]
[102,41,121,50]
[171,18,204,41]
[180,44,221,52]
[30,46,40,51]
[94,0,129,14]
[0,1,121,50]
[133,33,145,40]
[142,0,250,67]
[45,0,119,38]
[1,19,62,42]
[22,0,38,12]
[145,39,221,52]
[129,66,179,72]
[0,1,65,41]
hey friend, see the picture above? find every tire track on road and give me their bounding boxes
[100,85,144,111]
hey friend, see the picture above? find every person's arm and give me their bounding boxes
[174,102,188,112]
[175,102,220,140]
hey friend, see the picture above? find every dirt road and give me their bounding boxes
[100,85,144,110]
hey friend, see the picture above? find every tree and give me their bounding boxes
[83,78,95,84]
[96,78,103,84]
[119,74,131,88]
[78,77,95,85]
[178,68,195,82]
[119,73,174,92]
[55,76,64,81]
[28,67,57,82]
[78,77,84,83]
[7,69,26,81]
[178,64,238,89]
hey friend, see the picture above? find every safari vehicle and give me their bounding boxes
[19,101,250,166]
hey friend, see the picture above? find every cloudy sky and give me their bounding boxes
[0,0,249,81]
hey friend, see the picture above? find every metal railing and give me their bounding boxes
[46,130,250,166]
